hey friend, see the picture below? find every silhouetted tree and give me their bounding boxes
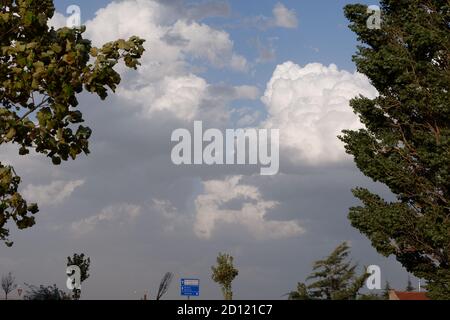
[1,272,17,300]
[288,242,368,300]
[156,272,173,300]
[23,284,70,300]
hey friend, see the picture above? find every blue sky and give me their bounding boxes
[54,0,380,83]
[52,0,382,125]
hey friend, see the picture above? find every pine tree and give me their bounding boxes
[287,283,310,300]
[340,1,450,299]
[289,242,368,300]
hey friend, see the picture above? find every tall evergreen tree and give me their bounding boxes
[288,242,368,300]
[340,1,450,299]
[287,283,310,300]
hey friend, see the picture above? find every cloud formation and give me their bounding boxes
[262,62,378,165]
[70,203,142,236]
[242,2,298,30]
[80,0,252,122]
[273,2,298,29]
[152,198,191,233]
[194,176,304,240]
[22,180,85,206]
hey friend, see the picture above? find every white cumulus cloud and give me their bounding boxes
[262,61,378,165]
[194,176,304,240]
[168,20,249,72]
[243,3,298,30]
[22,179,85,206]
[83,0,251,121]
[273,3,298,29]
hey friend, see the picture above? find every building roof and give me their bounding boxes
[390,290,430,300]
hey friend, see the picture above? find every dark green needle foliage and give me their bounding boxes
[288,242,368,300]
[340,0,450,299]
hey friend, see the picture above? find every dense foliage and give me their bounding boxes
[341,0,450,299]
[0,0,145,246]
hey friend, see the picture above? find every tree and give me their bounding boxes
[1,272,17,300]
[211,253,239,300]
[288,242,368,300]
[357,281,391,300]
[358,293,384,300]
[23,284,70,300]
[406,276,415,292]
[0,0,145,246]
[340,1,450,299]
[67,253,90,300]
[383,281,391,299]
[156,272,173,300]
[287,283,310,300]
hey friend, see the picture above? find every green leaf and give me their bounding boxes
[5,128,16,141]
[0,1,145,247]
[51,44,62,54]
[51,156,61,165]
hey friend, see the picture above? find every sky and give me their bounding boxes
[0,0,422,300]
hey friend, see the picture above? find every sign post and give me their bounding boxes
[181,279,200,300]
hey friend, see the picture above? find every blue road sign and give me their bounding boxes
[181,279,200,297]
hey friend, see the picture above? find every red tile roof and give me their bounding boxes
[393,291,430,300]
